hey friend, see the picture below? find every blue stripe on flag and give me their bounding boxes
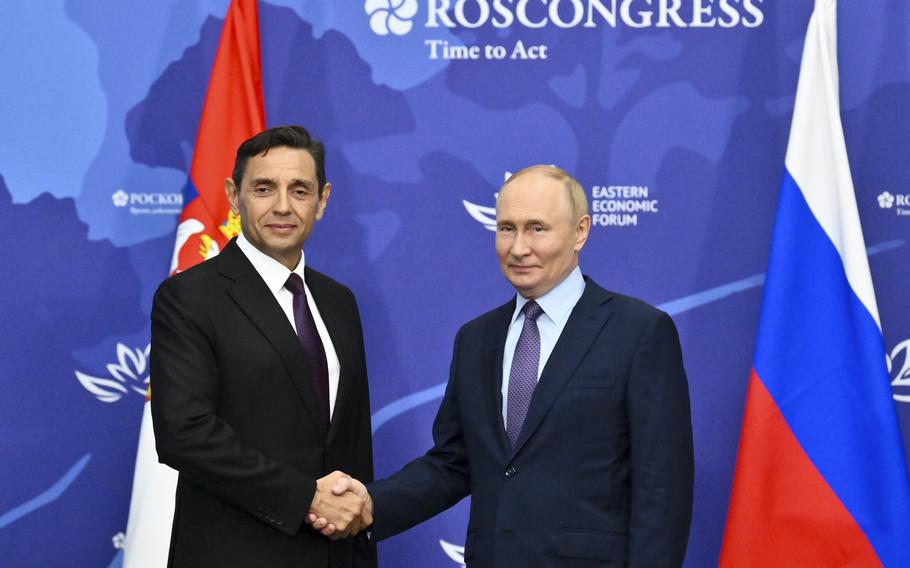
[754,168,910,565]
[182,178,199,205]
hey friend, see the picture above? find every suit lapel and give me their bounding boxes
[483,299,515,457]
[218,241,326,435]
[305,267,356,446]
[511,278,614,456]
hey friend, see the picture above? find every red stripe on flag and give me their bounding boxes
[720,370,880,567]
[126,3,265,565]
[173,0,265,274]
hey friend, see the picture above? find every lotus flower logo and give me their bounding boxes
[112,190,129,207]
[439,539,466,567]
[878,191,895,209]
[75,343,150,403]
[365,0,418,36]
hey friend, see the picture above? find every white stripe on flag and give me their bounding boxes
[784,0,880,328]
[123,401,178,568]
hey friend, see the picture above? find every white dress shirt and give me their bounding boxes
[501,265,586,426]
[236,233,340,419]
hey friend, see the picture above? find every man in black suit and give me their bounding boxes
[151,125,375,567]
[319,165,694,567]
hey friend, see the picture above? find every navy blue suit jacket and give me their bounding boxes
[369,277,693,567]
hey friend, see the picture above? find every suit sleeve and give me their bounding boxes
[367,328,472,540]
[626,311,694,567]
[150,276,316,536]
[348,292,379,563]
[350,294,375,486]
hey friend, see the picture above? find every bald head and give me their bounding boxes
[499,165,589,221]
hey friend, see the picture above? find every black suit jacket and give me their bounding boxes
[151,239,376,568]
[369,277,693,567]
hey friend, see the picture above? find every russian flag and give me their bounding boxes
[123,1,265,566]
[720,1,910,565]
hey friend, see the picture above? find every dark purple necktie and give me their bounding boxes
[285,273,330,429]
[506,301,543,449]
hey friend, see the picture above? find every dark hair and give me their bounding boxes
[231,125,327,195]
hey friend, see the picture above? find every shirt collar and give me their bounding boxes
[511,265,585,325]
[236,232,306,294]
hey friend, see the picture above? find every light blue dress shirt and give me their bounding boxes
[501,265,586,426]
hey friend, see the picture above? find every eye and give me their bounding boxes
[497,225,514,233]
[252,186,271,195]
[531,225,545,233]
[291,185,317,199]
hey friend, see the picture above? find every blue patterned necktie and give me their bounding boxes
[507,300,544,449]
[285,273,330,429]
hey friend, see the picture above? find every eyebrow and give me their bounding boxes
[511,218,549,227]
[250,177,276,187]
[249,177,315,188]
[496,218,550,227]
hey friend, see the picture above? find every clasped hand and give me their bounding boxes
[307,471,373,539]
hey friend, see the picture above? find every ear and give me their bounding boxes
[315,183,332,220]
[225,178,240,216]
[573,214,591,253]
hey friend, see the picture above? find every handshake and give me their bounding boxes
[306,471,373,539]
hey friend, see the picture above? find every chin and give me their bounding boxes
[509,274,537,286]
[510,282,539,297]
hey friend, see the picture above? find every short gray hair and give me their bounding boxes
[499,165,589,220]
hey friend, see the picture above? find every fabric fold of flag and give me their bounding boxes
[123,1,266,566]
[720,1,910,566]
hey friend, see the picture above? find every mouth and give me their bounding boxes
[509,264,537,274]
[265,223,297,233]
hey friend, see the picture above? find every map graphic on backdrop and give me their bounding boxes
[1,1,908,566]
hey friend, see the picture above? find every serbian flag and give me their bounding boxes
[720,1,910,566]
[123,1,265,565]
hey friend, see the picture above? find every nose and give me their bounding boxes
[273,188,291,214]
[510,230,531,258]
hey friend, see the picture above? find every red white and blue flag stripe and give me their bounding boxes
[721,1,910,565]
[169,0,265,274]
[123,1,265,566]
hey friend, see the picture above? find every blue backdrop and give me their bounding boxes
[1,1,909,566]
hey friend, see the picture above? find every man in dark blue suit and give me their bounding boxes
[316,165,694,567]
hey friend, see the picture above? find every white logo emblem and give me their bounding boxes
[112,190,129,207]
[464,171,516,231]
[878,191,895,209]
[888,338,910,403]
[463,196,497,231]
[440,539,466,567]
[75,343,150,403]
[366,0,418,36]
[112,532,126,550]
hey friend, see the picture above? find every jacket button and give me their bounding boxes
[504,466,516,478]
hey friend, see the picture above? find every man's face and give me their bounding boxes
[495,173,590,299]
[225,146,331,269]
